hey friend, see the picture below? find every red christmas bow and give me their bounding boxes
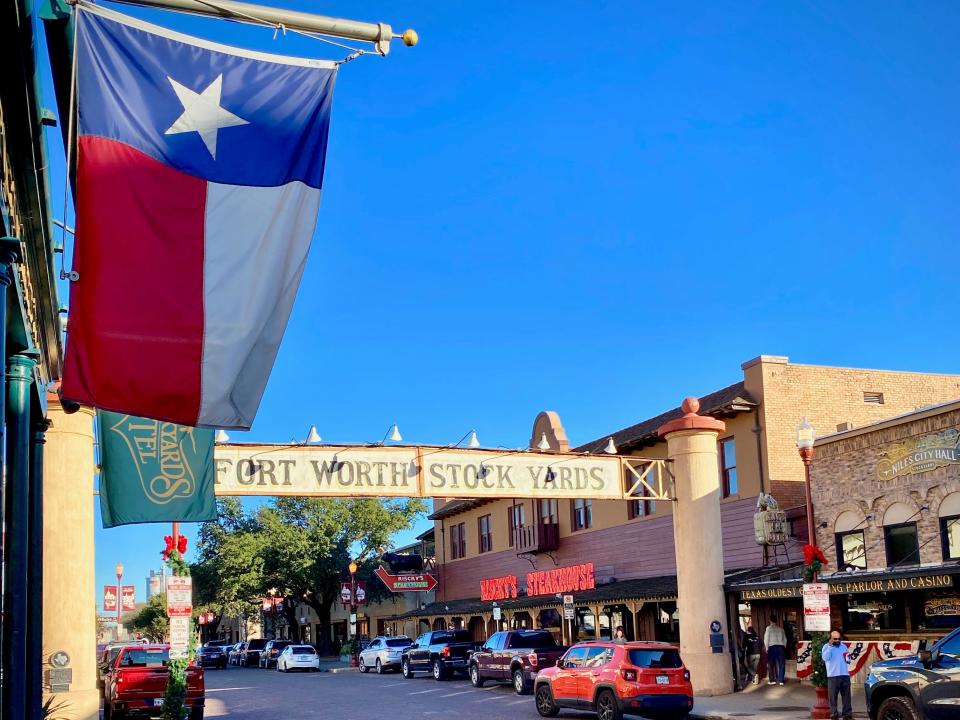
[162,535,189,561]
[803,544,828,566]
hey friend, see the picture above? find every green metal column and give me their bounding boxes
[2,349,38,720]
[28,418,51,715]
[0,237,22,719]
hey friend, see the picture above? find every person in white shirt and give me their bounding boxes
[764,615,787,685]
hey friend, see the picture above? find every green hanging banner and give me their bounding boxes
[98,411,216,528]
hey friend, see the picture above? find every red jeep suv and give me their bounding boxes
[533,641,694,720]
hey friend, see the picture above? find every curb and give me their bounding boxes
[325,666,358,674]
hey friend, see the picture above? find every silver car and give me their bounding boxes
[358,636,412,674]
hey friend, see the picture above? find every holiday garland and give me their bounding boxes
[162,539,195,720]
[802,544,828,582]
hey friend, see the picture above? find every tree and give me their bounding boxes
[192,496,426,653]
[193,498,268,626]
[257,496,426,651]
[123,594,169,642]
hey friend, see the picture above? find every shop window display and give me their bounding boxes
[843,594,906,632]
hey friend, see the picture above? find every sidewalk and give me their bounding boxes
[317,656,355,673]
[691,682,868,720]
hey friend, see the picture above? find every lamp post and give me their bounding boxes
[796,417,817,558]
[797,417,831,720]
[115,562,124,641]
[348,561,359,667]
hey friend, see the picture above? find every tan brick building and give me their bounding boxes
[732,397,960,682]
[404,356,959,659]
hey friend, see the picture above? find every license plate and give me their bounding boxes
[297,656,310,661]
[656,675,669,685]
[153,699,164,707]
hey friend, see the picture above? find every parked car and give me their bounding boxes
[198,641,229,669]
[533,641,694,720]
[359,636,412,674]
[469,630,567,694]
[401,629,479,680]
[259,640,294,668]
[240,638,269,667]
[98,643,131,691]
[865,626,960,720]
[227,642,246,666]
[276,644,320,672]
[102,644,204,720]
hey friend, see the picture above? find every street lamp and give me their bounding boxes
[796,417,817,559]
[115,562,124,640]
[348,561,359,667]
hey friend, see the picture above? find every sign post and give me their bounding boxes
[166,576,193,659]
[803,583,831,632]
[563,595,575,645]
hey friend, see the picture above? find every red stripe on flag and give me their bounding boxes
[63,137,205,425]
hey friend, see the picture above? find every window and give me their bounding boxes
[572,499,592,530]
[478,514,493,553]
[507,631,556,649]
[720,438,737,497]
[450,522,466,559]
[885,522,920,567]
[561,647,587,668]
[628,649,683,668]
[942,515,960,560]
[863,392,885,404]
[843,593,905,631]
[836,530,867,570]
[626,464,656,519]
[540,499,558,524]
[508,504,525,546]
[488,632,505,651]
[583,646,614,667]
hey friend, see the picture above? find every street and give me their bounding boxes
[204,665,570,720]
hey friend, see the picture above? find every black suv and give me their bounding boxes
[865,626,960,720]
[259,640,294,669]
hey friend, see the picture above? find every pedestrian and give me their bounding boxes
[613,626,627,644]
[764,614,787,685]
[822,629,852,720]
[741,626,761,684]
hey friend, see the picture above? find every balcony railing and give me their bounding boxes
[513,522,560,554]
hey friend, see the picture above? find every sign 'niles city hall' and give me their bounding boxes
[213,445,669,500]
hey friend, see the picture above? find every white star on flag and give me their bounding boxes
[164,74,248,159]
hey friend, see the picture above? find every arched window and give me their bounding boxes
[834,510,867,570]
[940,492,960,561]
[883,501,919,567]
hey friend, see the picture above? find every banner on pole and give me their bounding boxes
[98,411,216,528]
[103,585,118,612]
[121,585,137,611]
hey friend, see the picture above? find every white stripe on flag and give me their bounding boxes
[200,180,320,428]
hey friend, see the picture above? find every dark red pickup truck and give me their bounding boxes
[103,645,205,720]
[468,629,567,695]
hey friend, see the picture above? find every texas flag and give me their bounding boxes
[62,3,337,429]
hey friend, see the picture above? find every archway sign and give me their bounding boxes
[214,444,673,501]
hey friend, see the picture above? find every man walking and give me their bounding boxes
[764,614,787,685]
[822,629,852,720]
[741,626,761,684]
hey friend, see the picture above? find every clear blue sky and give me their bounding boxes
[32,1,959,611]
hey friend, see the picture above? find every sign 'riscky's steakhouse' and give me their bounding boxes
[213,445,643,500]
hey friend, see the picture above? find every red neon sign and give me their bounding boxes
[480,574,518,601]
[526,562,595,597]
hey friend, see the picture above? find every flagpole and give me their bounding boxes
[88,0,418,55]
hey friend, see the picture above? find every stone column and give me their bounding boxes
[658,397,733,696]
[43,394,98,720]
